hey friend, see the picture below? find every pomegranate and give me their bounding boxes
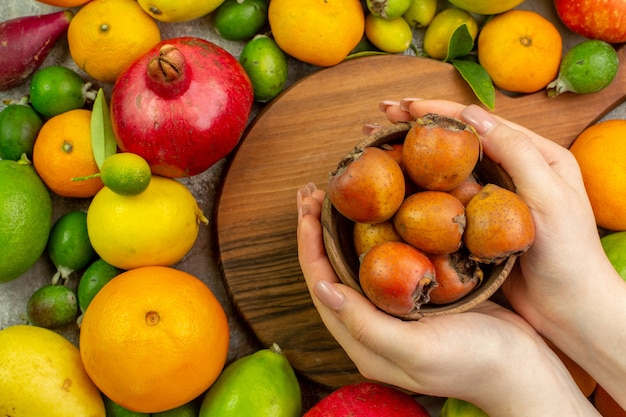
[111,37,254,178]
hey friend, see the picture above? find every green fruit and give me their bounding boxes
[365,13,413,54]
[77,258,122,314]
[423,8,478,60]
[547,40,619,97]
[403,0,437,27]
[367,0,411,19]
[214,0,268,41]
[103,396,148,417]
[239,34,288,103]
[0,156,52,283]
[153,401,200,417]
[601,231,626,281]
[199,343,301,417]
[440,397,489,417]
[29,65,94,118]
[100,153,152,196]
[0,102,43,160]
[48,210,97,284]
[26,284,78,329]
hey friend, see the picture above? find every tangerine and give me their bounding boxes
[67,0,161,83]
[32,109,104,198]
[268,0,364,67]
[569,119,626,231]
[79,266,229,413]
[477,10,562,93]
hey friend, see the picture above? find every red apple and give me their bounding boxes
[554,0,626,43]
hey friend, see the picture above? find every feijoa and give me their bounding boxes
[0,102,43,160]
[239,34,288,102]
[214,0,269,41]
[27,284,78,329]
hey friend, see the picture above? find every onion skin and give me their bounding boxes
[111,37,254,178]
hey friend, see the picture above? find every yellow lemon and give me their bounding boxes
[138,0,225,22]
[86,176,208,270]
[365,13,413,54]
[423,8,478,60]
[0,325,105,417]
[448,0,526,15]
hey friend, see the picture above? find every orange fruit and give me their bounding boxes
[79,266,229,413]
[36,0,92,6]
[268,0,365,67]
[33,109,103,198]
[569,119,626,231]
[477,10,562,94]
[67,0,161,83]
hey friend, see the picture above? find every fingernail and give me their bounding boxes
[399,97,422,112]
[378,100,400,113]
[462,104,496,135]
[362,123,381,136]
[313,281,345,311]
[298,203,311,224]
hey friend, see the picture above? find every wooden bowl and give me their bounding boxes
[321,121,518,320]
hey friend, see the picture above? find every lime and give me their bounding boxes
[601,231,626,281]
[0,156,52,283]
[0,102,43,160]
[26,284,78,329]
[423,8,478,60]
[77,258,122,314]
[214,0,268,41]
[403,0,437,27]
[366,0,411,20]
[154,401,200,417]
[364,14,413,54]
[100,152,152,196]
[103,396,148,417]
[48,210,97,284]
[547,39,619,97]
[239,34,289,103]
[440,397,489,417]
[29,65,95,118]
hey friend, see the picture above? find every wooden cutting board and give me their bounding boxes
[216,48,626,389]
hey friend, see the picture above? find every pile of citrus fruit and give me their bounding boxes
[1,0,625,415]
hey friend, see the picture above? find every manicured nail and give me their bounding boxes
[298,203,311,224]
[378,100,400,113]
[462,105,496,135]
[399,97,422,112]
[362,123,381,136]
[313,281,345,311]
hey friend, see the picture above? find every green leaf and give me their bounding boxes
[445,24,475,62]
[452,59,496,110]
[91,88,117,169]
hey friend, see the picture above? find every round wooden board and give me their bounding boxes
[216,52,626,389]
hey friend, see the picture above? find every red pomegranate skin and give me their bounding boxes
[304,382,431,417]
[111,37,254,177]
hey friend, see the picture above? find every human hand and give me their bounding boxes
[296,182,597,416]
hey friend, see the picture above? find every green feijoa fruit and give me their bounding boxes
[77,258,122,314]
[153,400,200,417]
[48,210,97,284]
[440,397,489,417]
[27,284,78,329]
[367,0,411,20]
[0,103,43,160]
[239,34,288,103]
[29,65,95,118]
[547,39,619,97]
[601,231,626,281]
[103,396,149,417]
[199,343,301,417]
[214,0,269,41]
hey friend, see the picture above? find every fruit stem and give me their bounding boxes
[82,82,98,103]
[147,44,191,98]
[72,172,102,182]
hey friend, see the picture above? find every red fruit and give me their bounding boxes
[448,175,483,206]
[393,191,466,254]
[359,241,436,317]
[0,11,74,91]
[327,146,405,224]
[304,382,431,417]
[554,0,626,44]
[427,251,483,305]
[402,114,481,191]
[353,220,403,258]
[111,37,254,178]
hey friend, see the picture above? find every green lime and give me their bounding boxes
[423,8,478,60]
[154,401,200,417]
[77,258,122,314]
[364,14,413,54]
[0,102,43,160]
[103,396,149,417]
[239,34,288,103]
[26,284,78,329]
[601,231,626,281]
[48,210,96,284]
[547,39,619,97]
[440,397,489,417]
[403,0,437,27]
[367,0,411,20]
[0,155,52,283]
[100,152,152,196]
[214,0,269,41]
[29,65,95,118]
